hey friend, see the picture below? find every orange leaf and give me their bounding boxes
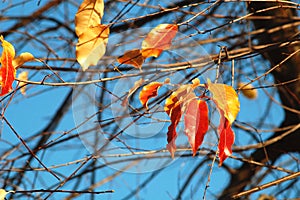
[184,99,209,156]
[0,36,16,96]
[117,49,145,69]
[218,116,235,166]
[75,0,104,37]
[139,81,163,110]
[164,85,194,157]
[76,25,110,71]
[206,79,240,124]
[141,24,178,58]
[238,82,258,99]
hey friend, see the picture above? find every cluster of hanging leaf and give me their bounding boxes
[139,78,240,166]
[74,1,241,165]
[0,36,33,96]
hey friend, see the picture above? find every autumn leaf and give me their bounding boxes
[0,189,14,200]
[141,24,178,58]
[0,36,16,96]
[205,79,239,165]
[76,25,110,71]
[75,0,104,37]
[206,79,240,124]
[75,0,109,71]
[13,52,34,69]
[17,71,29,95]
[117,49,145,69]
[238,82,257,99]
[184,99,209,156]
[164,85,194,157]
[139,81,163,110]
[218,115,235,166]
[122,78,145,106]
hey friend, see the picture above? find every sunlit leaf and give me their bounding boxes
[76,24,110,71]
[122,78,145,106]
[0,36,16,96]
[164,85,194,157]
[139,81,163,110]
[206,79,240,124]
[117,49,145,69]
[238,82,258,99]
[17,71,28,95]
[184,99,209,156]
[75,0,104,37]
[141,24,178,58]
[13,52,34,69]
[0,189,14,200]
[218,116,235,166]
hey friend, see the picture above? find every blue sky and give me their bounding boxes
[0,1,294,199]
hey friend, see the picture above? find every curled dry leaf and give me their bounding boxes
[17,71,29,95]
[122,78,145,106]
[0,36,16,96]
[238,82,258,99]
[76,25,110,71]
[139,81,163,110]
[117,49,144,69]
[13,52,34,69]
[206,79,240,124]
[141,24,178,58]
[164,85,194,158]
[184,99,209,156]
[75,0,104,37]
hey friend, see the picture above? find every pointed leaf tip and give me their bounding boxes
[218,117,235,166]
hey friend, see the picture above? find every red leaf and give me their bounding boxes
[218,116,235,166]
[141,24,178,58]
[166,102,181,158]
[164,85,194,157]
[139,82,163,110]
[117,49,145,69]
[184,99,209,156]
[0,36,16,96]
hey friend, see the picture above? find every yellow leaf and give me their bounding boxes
[17,71,28,95]
[238,82,258,99]
[13,52,34,68]
[0,189,14,200]
[206,79,240,124]
[75,0,104,37]
[76,25,110,71]
[141,24,178,58]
